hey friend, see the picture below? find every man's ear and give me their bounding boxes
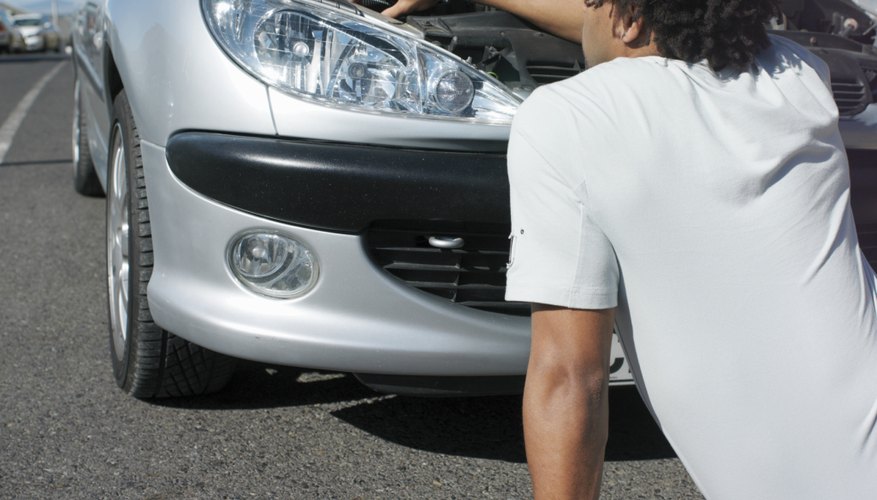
[620,15,645,44]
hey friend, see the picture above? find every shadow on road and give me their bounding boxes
[333,385,676,464]
[0,53,70,63]
[0,158,73,168]
[156,362,676,464]
[155,361,376,410]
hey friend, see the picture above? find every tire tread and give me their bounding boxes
[109,90,234,399]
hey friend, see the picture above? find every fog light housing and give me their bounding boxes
[228,231,318,298]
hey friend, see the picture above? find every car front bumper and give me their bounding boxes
[144,133,632,382]
[22,34,43,51]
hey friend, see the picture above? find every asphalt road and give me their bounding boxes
[0,53,702,499]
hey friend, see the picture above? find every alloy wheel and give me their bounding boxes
[107,123,130,360]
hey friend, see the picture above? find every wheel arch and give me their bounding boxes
[103,44,124,121]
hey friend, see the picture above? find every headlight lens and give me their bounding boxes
[201,0,520,122]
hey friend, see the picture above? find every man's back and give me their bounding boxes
[506,36,877,499]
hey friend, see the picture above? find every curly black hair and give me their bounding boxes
[587,0,782,71]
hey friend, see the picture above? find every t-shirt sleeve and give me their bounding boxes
[504,91,619,309]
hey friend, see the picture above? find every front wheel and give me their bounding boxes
[106,90,235,398]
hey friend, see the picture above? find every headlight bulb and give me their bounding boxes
[432,70,475,114]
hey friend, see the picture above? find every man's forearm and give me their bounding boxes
[523,364,608,499]
[478,0,584,42]
[523,306,615,499]
[379,0,584,42]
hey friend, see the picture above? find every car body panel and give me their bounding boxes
[268,87,510,152]
[102,0,276,147]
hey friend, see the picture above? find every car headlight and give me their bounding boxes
[201,0,521,123]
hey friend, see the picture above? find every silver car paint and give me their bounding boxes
[267,88,511,152]
[102,0,276,147]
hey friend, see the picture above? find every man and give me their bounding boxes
[388,1,877,498]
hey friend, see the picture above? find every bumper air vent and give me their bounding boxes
[526,61,582,85]
[832,77,869,116]
[366,220,530,316]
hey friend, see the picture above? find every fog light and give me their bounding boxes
[228,231,318,298]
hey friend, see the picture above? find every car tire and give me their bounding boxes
[106,90,235,398]
[72,76,103,196]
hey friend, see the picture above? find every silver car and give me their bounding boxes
[11,13,46,52]
[71,0,877,398]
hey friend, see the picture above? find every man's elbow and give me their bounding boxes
[526,361,608,412]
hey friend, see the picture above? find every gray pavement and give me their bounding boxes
[0,54,702,499]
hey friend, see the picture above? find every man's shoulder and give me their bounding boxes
[540,56,674,105]
[514,58,657,135]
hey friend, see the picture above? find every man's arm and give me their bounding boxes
[524,304,615,499]
[379,0,584,42]
[479,0,583,42]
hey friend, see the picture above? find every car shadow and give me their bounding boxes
[0,53,69,63]
[154,361,377,410]
[0,158,73,168]
[156,362,676,463]
[332,385,675,464]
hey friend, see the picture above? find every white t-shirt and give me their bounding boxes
[506,36,877,499]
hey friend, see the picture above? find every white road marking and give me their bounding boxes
[0,61,67,165]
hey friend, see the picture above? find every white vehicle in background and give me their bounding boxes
[71,0,877,399]
[39,15,62,52]
[12,13,46,52]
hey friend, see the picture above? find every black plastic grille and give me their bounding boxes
[366,221,530,316]
[526,61,582,84]
[367,219,877,316]
[831,77,869,116]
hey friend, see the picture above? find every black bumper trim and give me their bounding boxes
[166,132,511,233]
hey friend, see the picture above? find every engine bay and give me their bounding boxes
[405,10,585,98]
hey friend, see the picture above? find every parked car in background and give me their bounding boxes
[0,10,12,53]
[40,15,62,52]
[12,13,46,52]
[71,0,877,399]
